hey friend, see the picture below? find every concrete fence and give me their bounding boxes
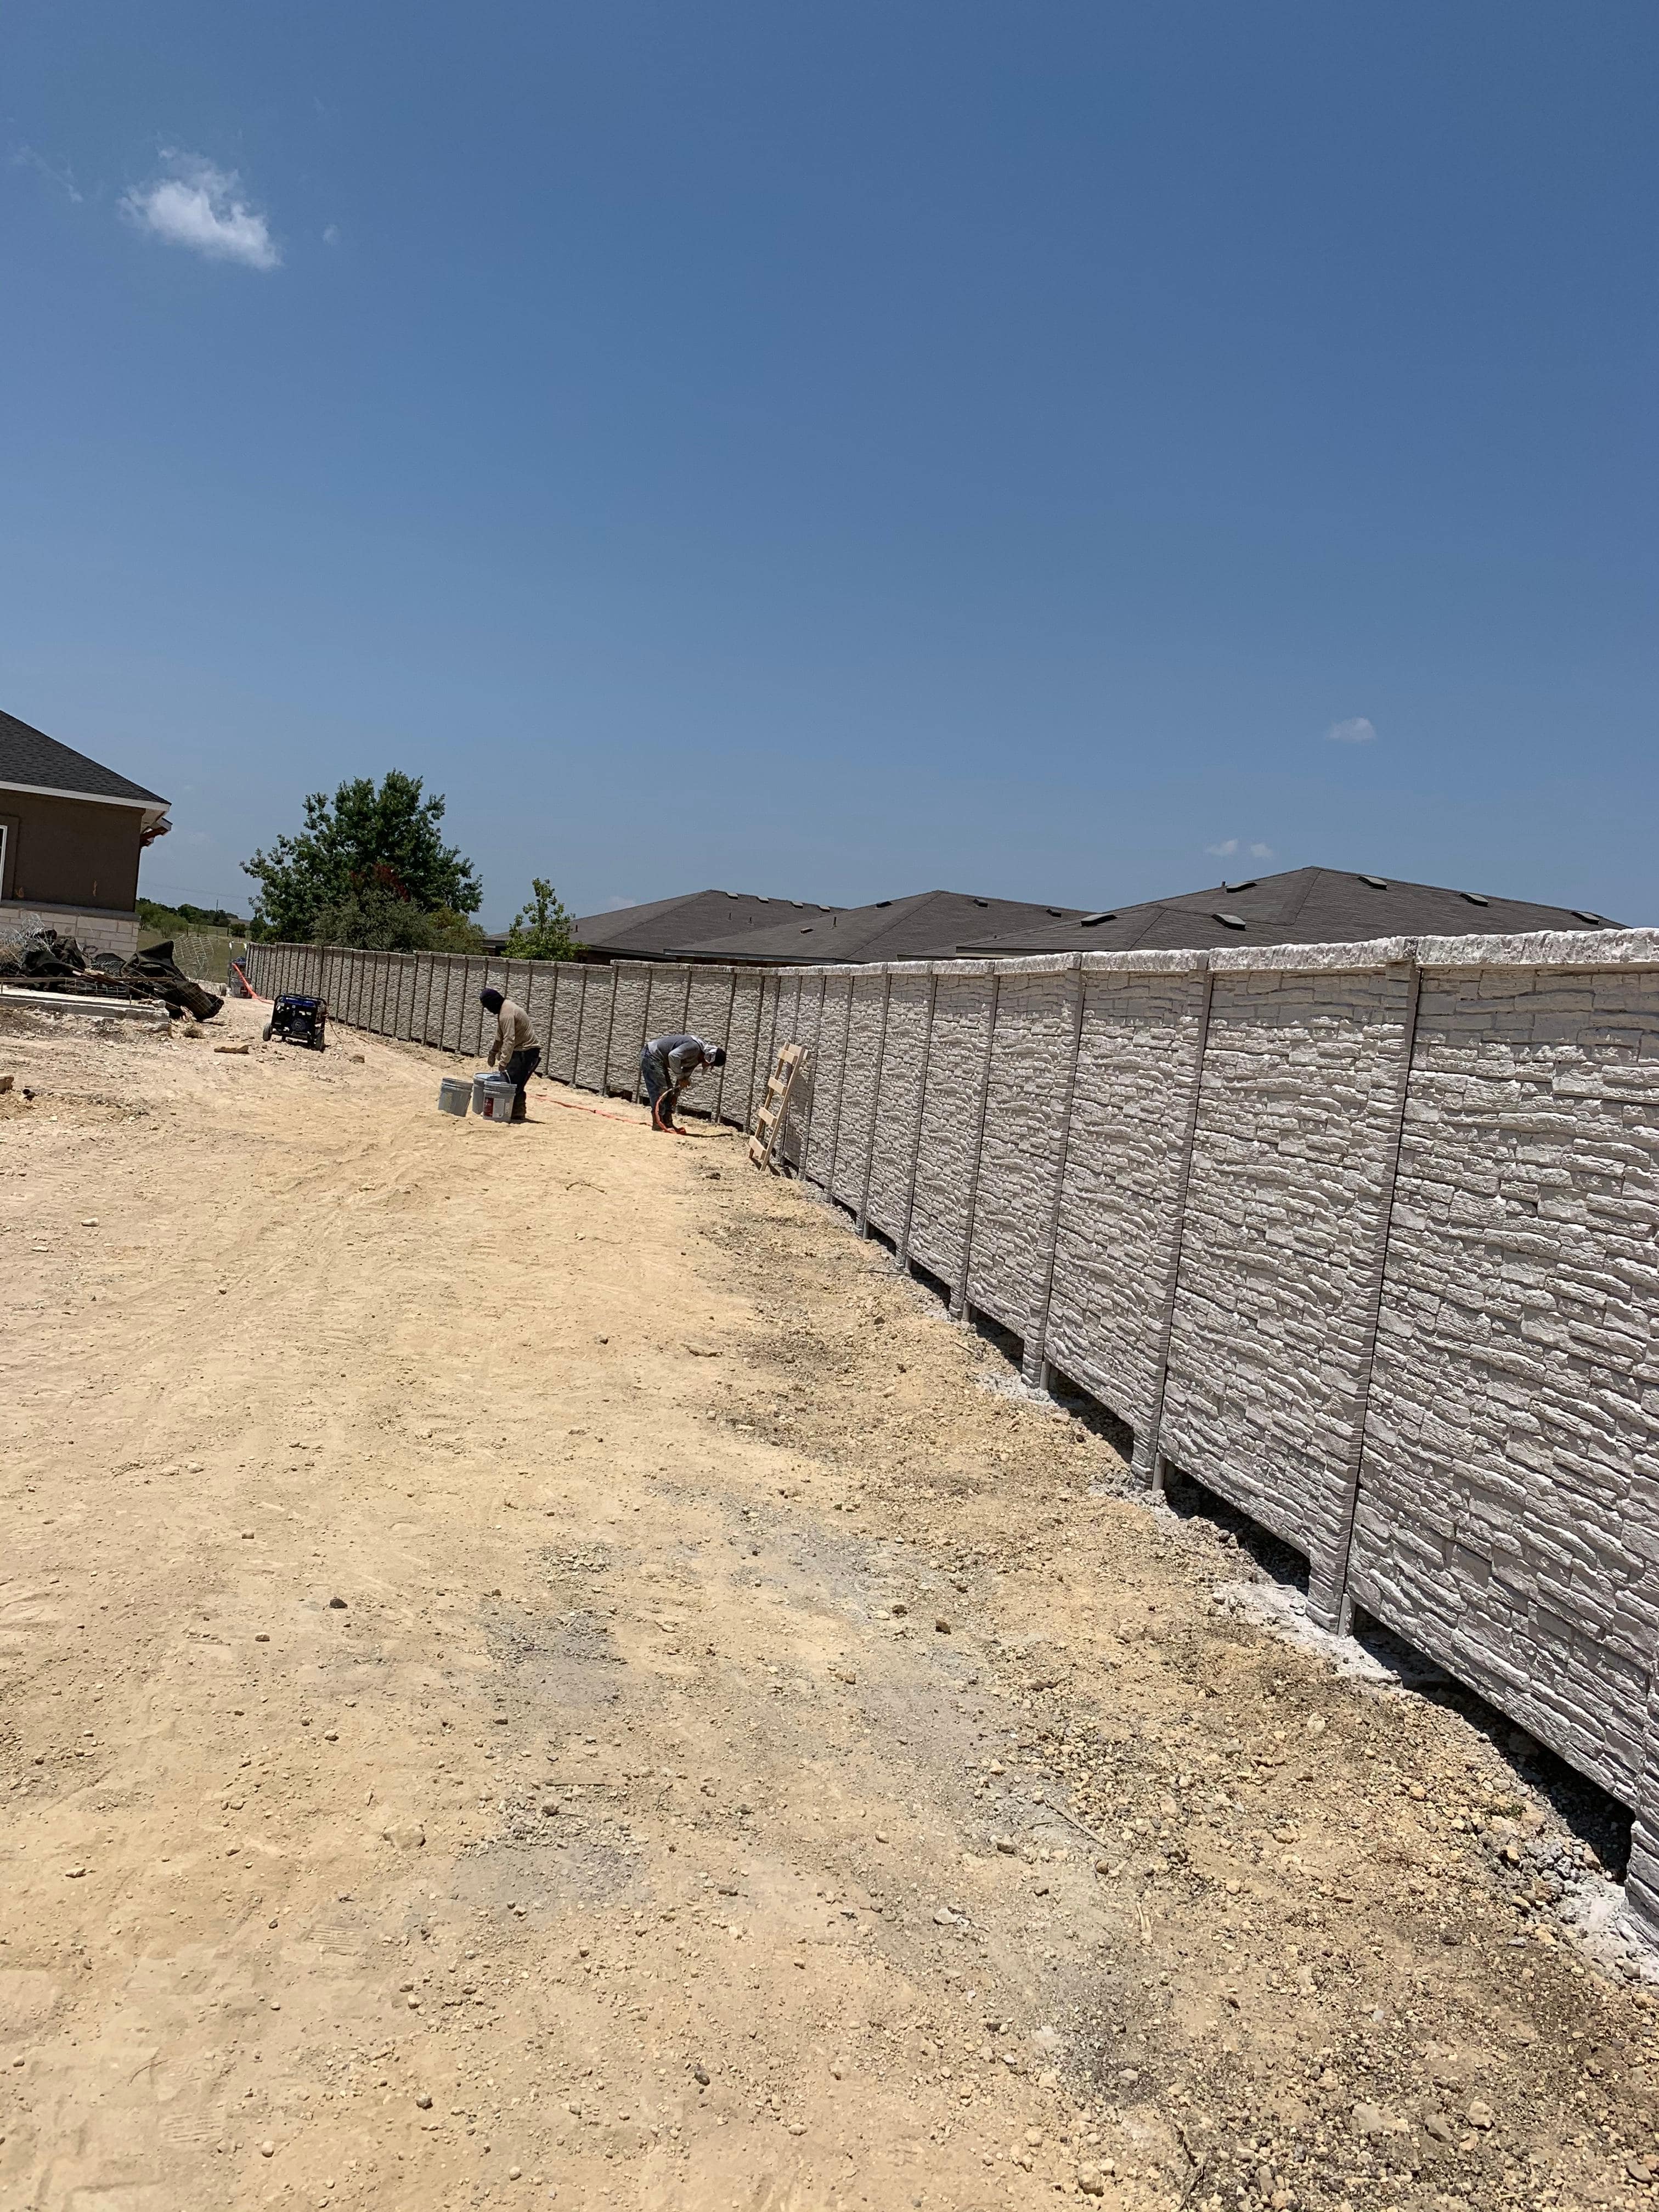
[243,929,1659,1939]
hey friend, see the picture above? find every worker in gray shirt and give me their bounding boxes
[640,1032,726,1132]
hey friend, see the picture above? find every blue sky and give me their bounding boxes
[4,3,1655,927]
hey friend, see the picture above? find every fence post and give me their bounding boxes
[1307,953,1424,1632]
[1133,956,1216,1494]
[1023,958,1088,1389]
[898,972,940,1268]
[855,970,895,1239]
[951,970,1002,1322]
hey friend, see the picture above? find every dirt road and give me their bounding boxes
[3,995,1658,2212]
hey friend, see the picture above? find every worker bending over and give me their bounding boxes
[640,1032,726,1132]
[478,987,541,1122]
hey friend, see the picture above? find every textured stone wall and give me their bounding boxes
[572,967,612,1092]
[1347,954,1659,1812]
[608,963,653,1093]
[828,974,891,1214]
[803,976,857,1187]
[547,965,583,1079]
[864,969,934,1241]
[904,968,996,1295]
[778,973,826,1166]
[241,927,1659,1938]
[968,962,1076,1345]
[724,973,766,1129]
[1043,957,1209,1436]
[1159,958,1419,1592]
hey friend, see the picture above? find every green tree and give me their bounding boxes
[243,772,481,944]
[308,886,487,953]
[504,877,579,961]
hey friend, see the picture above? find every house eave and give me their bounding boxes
[0,777,171,832]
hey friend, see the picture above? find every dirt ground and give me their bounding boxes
[4,992,1659,2212]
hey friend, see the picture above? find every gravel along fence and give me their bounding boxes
[243,928,1659,1949]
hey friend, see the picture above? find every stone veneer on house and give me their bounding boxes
[1,900,141,958]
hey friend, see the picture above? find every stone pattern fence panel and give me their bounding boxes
[242,929,1659,1939]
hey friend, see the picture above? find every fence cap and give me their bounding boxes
[251,926,1659,985]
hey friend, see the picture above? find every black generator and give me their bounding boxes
[262,994,329,1052]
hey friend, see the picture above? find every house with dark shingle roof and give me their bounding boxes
[944,866,1620,958]
[573,888,845,962]
[672,888,1087,965]
[0,707,172,957]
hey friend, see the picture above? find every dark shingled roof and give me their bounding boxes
[575,888,842,961]
[675,889,1088,965]
[945,866,1621,957]
[0,706,168,807]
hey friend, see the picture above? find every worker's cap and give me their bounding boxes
[708,1046,727,1066]
[478,987,504,1011]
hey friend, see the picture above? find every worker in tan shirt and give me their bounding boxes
[478,987,540,1122]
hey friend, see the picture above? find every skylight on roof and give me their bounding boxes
[1214,911,1246,929]
[1460,891,1489,906]
[1221,879,1257,893]
[1573,911,1604,926]
[1080,912,1117,926]
[1361,874,1388,888]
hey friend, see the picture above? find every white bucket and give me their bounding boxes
[472,1073,518,1124]
[437,1075,471,1116]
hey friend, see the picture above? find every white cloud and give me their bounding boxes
[13,145,82,202]
[1207,836,1276,864]
[1326,715,1376,744]
[121,150,280,270]
[322,223,339,245]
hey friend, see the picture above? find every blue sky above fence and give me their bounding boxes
[5,1,1656,926]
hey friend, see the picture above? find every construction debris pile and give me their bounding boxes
[0,930,224,1022]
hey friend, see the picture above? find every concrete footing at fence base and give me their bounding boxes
[242,927,1659,1960]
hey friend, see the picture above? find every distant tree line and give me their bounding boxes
[138,897,250,935]
[242,771,578,958]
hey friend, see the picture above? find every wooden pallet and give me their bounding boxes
[748,1042,804,1168]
